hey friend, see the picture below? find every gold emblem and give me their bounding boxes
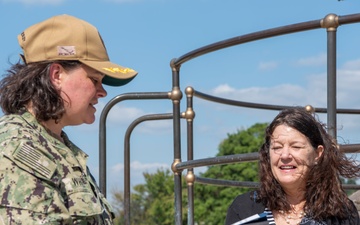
[103,67,135,73]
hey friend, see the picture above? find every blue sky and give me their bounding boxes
[1,0,360,197]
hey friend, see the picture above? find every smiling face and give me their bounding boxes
[55,64,107,126]
[269,124,323,192]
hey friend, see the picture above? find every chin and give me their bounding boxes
[84,119,96,124]
[83,115,96,124]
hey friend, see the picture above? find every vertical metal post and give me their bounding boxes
[170,59,184,225]
[322,14,339,138]
[124,128,131,225]
[99,106,109,197]
[185,87,195,225]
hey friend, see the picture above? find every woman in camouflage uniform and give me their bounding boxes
[0,14,137,224]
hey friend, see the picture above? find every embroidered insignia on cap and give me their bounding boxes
[57,46,76,56]
[103,67,135,73]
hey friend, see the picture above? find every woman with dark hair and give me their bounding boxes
[0,15,137,224]
[225,107,360,225]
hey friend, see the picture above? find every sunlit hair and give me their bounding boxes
[0,60,82,123]
[258,107,360,220]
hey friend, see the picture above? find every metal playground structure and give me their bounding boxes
[98,13,360,225]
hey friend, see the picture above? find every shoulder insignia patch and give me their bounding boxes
[13,143,56,179]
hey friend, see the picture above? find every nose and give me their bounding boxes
[280,147,292,158]
[97,84,107,98]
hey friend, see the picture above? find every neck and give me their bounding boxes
[283,187,306,205]
[27,106,63,137]
[276,198,307,225]
[41,120,64,142]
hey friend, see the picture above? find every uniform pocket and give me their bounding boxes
[62,176,103,216]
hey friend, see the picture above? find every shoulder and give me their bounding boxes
[0,113,26,124]
[349,191,360,215]
[229,191,263,210]
[0,114,34,141]
[320,198,360,225]
[0,114,43,151]
[225,191,265,225]
[0,114,59,179]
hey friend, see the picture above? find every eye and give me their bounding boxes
[292,143,304,148]
[89,77,99,85]
[271,145,283,153]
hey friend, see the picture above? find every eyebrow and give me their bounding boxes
[89,71,105,78]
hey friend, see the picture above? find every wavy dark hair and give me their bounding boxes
[0,60,82,123]
[258,107,360,221]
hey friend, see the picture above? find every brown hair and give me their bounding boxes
[258,107,360,220]
[0,60,81,123]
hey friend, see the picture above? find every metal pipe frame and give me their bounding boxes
[123,113,173,225]
[170,13,360,225]
[99,92,171,196]
[98,13,360,225]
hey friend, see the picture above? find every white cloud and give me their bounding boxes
[108,161,207,189]
[296,53,327,67]
[210,62,360,110]
[69,100,172,134]
[106,104,144,124]
[110,161,170,187]
[213,84,236,95]
[94,101,172,133]
[258,61,278,71]
[211,83,316,107]
[111,160,169,173]
[342,58,360,70]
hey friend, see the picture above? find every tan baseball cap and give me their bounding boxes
[17,14,138,86]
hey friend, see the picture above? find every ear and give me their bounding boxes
[49,63,64,88]
[315,145,324,162]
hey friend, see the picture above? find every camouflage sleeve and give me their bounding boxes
[0,140,73,224]
[0,139,114,225]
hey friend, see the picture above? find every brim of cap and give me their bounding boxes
[79,60,138,86]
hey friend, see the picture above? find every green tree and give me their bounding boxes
[112,168,188,225]
[111,185,147,225]
[193,123,267,225]
[111,123,267,224]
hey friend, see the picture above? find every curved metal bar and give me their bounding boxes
[196,177,260,188]
[176,144,359,177]
[194,90,297,111]
[99,92,170,196]
[339,144,360,154]
[338,13,360,25]
[124,113,173,225]
[195,177,360,190]
[172,19,321,67]
[343,184,360,190]
[194,89,360,114]
[171,13,360,68]
[175,152,259,171]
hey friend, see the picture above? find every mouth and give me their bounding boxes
[89,103,97,110]
[279,165,296,170]
[90,101,98,107]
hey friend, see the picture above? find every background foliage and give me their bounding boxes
[112,123,267,225]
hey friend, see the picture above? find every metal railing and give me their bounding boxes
[99,13,360,225]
